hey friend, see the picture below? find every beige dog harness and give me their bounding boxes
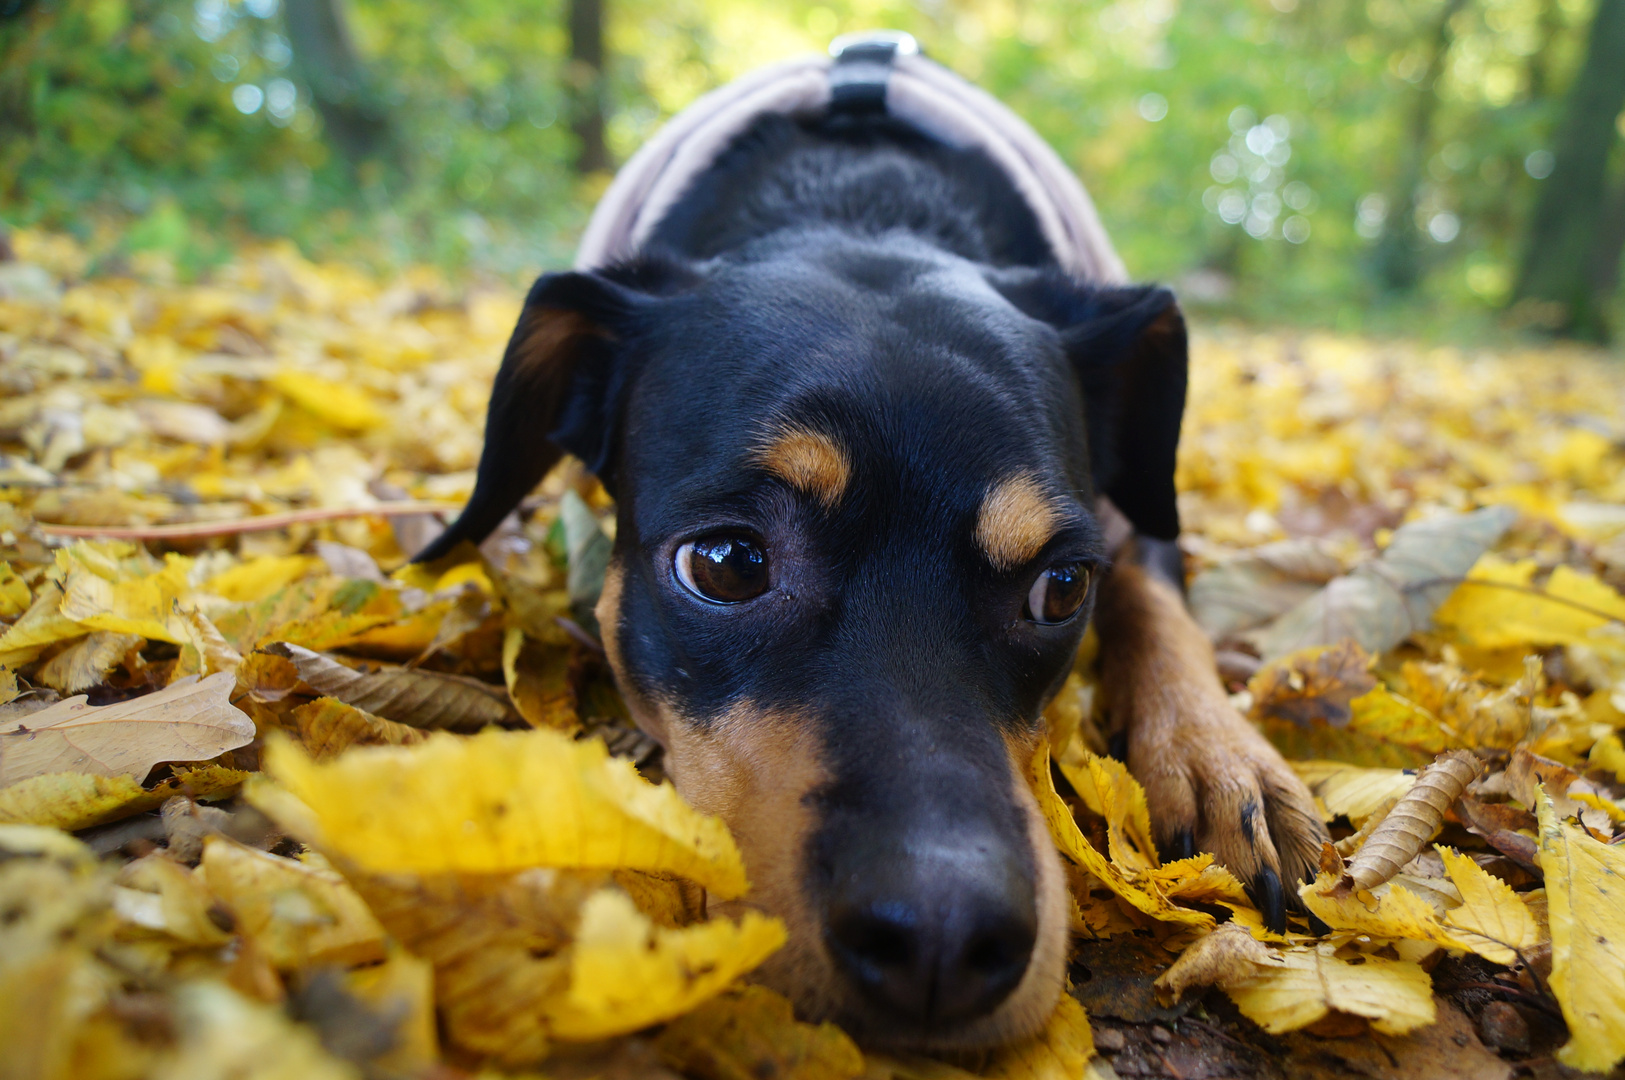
[575,32,1127,286]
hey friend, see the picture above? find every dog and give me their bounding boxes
[419,40,1327,1050]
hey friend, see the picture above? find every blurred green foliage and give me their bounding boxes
[0,0,1606,334]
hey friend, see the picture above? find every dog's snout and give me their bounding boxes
[825,842,1037,1027]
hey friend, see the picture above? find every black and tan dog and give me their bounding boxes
[419,59,1326,1050]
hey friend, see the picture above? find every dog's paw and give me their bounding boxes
[1127,699,1328,933]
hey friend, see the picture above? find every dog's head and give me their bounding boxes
[423,233,1185,1047]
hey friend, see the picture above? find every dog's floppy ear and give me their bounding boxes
[414,268,657,563]
[991,272,1188,542]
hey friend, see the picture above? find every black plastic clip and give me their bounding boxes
[828,30,919,115]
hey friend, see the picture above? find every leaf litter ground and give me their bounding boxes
[2,231,1625,1080]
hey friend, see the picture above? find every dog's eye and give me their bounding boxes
[675,535,770,603]
[1025,563,1091,625]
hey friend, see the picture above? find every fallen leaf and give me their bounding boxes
[344,948,439,1075]
[1291,760,1417,824]
[1435,846,1540,965]
[0,765,248,830]
[205,555,322,604]
[1248,640,1376,728]
[1339,750,1480,892]
[1537,786,1625,1072]
[503,627,578,730]
[1299,871,1459,948]
[289,697,429,760]
[1221,942,1436,1035]
[656,985,864,1080]
[252,728,749,897]
[1433,557,1625,649]
[1247,506,1516,660]
[114,853,233,947]
[201,836,387,969]
[0,561,30,618]
[159,981,360,1080]
[34,631,142,694]
[978,992,1095,1080]
[262,641,517,731]
[1256,679,1452,769]
[0,672,252,786]
[58,549,195,644]
[1057,750,1159,875]
[1188,538,1344,642]
[0,585,89,669]
[1154,920,1277,1003]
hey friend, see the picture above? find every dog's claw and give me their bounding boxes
[1168,827,1196,861]
[1251,866,1286,935]
[1305,909,1332,937]
[1107,730,1128,763]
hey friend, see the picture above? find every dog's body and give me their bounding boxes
[424,78,1326,1049]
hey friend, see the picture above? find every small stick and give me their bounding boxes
[34,502,462,541]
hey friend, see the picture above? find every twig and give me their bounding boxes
[34,502,462,541]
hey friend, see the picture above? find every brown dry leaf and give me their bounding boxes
[1221,942,1436,1035]
[1188,538,1345,642]
[1247,506,1516,660]
[1454,795,1540,870]
[657,985,864,1080]
[262,640,517,731]
[1248,639,1377,728]
[289,697,429,760]
[1339,750,1480,892]
[1253,674,1454,769]
[1537,787,1625,1073]
[34,630,142,694]
[1154,920,1277,1003]
[0,672,252,786]
[200,836,387,969]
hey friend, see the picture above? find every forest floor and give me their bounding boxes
[2,231,1625,1080]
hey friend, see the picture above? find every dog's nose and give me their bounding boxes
[825,843,1036,1025]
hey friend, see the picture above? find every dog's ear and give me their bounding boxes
[990,272,1187,542]
[414,266,667,563]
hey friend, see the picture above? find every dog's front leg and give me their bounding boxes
[1094,555,1327,931]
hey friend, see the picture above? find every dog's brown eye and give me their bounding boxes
[1025,563,1091,625]
[675,535,769,603]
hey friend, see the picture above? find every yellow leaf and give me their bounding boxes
[1436,846,1539,966]
[1257,682,1453,769]
[1027,739,1209,928]
[1155,921,1277,1003]
[271,369,388,430]
[1222,943,1435,1035]
[254,728,749,898]
[1299,871,1459,948]
[289,697,428,760]
[656,985,864,1080]
[0,586,88,669]
[114,853,233,946]
[35,630,142,694]
[542,889,786,1041]
[58,551,194,644]
[1291,761,1417,824]
[0,672,253,786]
[1537,787,1625,1072]
[161,982,361,1080]
[0,561,30,618]
[979,992,1095,1080]
[1057,751,1158,874]
[503,627,579,730]
[200,836,387,969]
[1434,556,1625,649]
[0,766,247,831]
[345,948,439,1075]
[1590,733,1625,783]
[205,556,321,603]
[0,667,17,707]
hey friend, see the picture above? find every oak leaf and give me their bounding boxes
[0,672,253,787]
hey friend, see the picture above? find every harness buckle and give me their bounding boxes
[827,31,919,115]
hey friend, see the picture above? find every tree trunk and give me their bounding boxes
[1513,0,1625,341]
[568,0,609,174]
[1373,0,1469,293]
[283,0,392,171]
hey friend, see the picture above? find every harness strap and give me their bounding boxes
[575,35,1127,285]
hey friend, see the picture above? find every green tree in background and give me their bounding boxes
[0,0,1612,341]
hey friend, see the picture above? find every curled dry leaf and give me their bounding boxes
[657,985,865,1080]
[1247,506,1516,661]
[1188,537,1345,643]
[1455,795,1540,872]
[1338,749,1481,894]
[0,672,252,787]
[261,640,517,731]
[1154,920,1278,1004]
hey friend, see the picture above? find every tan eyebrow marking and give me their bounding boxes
[975,475,1065,571]
[753,425,851,508]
